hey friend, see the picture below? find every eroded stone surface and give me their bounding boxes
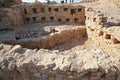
[0,44,120,80]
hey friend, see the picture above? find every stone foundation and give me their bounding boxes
[5,26,86,49]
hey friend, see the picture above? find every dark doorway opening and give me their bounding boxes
[58,18,62,22]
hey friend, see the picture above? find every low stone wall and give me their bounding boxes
[12,27,86,49]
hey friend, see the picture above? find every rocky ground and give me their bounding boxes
[0,44,120,80]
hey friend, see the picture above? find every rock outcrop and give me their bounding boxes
[0,44,120,80]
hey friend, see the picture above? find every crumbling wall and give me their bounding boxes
[85,8,107,38]
[85,7,120,49]
[11,27,86,49]
[0,0,23,28]
[0,8,23,28]
[7,9,23,27]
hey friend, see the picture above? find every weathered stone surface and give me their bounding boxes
[0,44,119,80]
[8,62,16,71]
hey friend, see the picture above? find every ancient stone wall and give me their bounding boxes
[7,27,86,49]
[0,0,22,28]
[7,9,23,27]
[85,8,107,38]
[11,3,85,25]
[85,8,107,29]
[0,8,23,28]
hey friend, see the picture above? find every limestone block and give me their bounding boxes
[8,62,16,71]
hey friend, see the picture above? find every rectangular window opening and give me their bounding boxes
[25,18,30,23]
[32,17,36,21]
[78,8,82,12]
[54,8,58,12]
[71,9,76,15]
[32,8,37,13]
[58,18,61,22]
[74,18,78,22]
[50,17,54,20]
[64,8,68,11]
[66,18,70,22]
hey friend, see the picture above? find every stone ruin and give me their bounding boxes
[0,2,85,27]
[0,1,87,49]
[0,0,120,80]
